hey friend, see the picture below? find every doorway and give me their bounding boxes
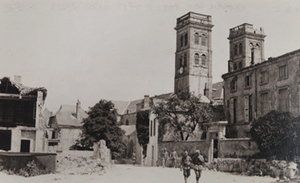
[20,140,30,152]
[213,139,218,159]
[151,145,154,166]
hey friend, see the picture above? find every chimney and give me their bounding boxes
[76,100,81,119]
[144,95,150,109]
[14,75,21,85]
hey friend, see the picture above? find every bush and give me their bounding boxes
[251,111,299,161]
[18,160,49,177]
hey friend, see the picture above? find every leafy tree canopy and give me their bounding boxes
[153,91,213,141]
[136,110,150,157]
[78,100,125,159]
[250,110,299,161]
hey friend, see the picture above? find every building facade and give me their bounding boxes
[222,23,300,138]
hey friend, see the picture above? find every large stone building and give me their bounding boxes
[222,23,300,138]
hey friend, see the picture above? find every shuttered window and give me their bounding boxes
[279,88,289,112]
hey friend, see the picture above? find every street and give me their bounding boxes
[0,164,278,183]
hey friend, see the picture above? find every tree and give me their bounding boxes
[250,110,299,161]
[78,100,126,159]
[153,91,213,141]
[136,110,150,157]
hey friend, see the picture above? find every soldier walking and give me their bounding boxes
[192,150,205,183]
[180,151,192,183]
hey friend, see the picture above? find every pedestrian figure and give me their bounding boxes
[180,151,192,183]
[192,150,205,183]
[132,151,136,165]
[162,148,169,168]
[170,149,178,168]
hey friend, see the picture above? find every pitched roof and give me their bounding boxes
[111,100,130,115]
[124,99,144,114]
[212,81,223,100]
[53,105,88,127]
[120,125,136,136]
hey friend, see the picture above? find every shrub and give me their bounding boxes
[251,111,299,161]
[18,160,49,177]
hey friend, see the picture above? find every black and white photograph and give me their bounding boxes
[0,0,300,182]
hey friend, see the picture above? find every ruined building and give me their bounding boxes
[0,76,47,152]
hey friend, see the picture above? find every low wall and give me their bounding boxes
[219,138,259,158]
[0,152,56,173]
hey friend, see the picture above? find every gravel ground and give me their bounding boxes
[0,164,280,183]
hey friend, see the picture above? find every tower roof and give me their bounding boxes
[228,23,266,40]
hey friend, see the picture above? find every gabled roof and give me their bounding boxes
[0,77,47,100]
[52,105,88,127]
[124,99,144,114]
[111,100,130,115]
[120,125,136,136]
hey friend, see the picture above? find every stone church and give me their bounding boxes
[116,12,225,166]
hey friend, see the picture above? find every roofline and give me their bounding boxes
[222,48,300,79]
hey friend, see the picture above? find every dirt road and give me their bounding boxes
[0,164,277,183]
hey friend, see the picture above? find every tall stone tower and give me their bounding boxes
[227,23,266,72]
[174,12,213,99]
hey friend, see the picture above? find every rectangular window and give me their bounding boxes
[230,79,237,92]
[279,88,289,112]
[233,98,237,123]
[261,92,269,115]
[249,95,253,122]
[244,95,253,122]
[244,75,252,88]
[261,70,269,84]
[279,65,288,79]
[244,96,249,123]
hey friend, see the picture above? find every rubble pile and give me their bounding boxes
[56,151,110,175]
[207,158,299,181]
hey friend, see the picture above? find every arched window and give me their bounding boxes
[180,35,183,47]
[201,54,206,65]
[251,48,254,65]
[184,33,188,46]
[194,33,199,45]
[201,34,206,46]
[234,45,238,56]
[194,53,199,65]
[184,54,187,66]
[239,43,243,54]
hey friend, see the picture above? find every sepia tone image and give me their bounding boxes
[0,0,300,183]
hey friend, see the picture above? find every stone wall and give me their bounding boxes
[219,138,259,158]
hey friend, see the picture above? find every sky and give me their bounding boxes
[0,0,300,112]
